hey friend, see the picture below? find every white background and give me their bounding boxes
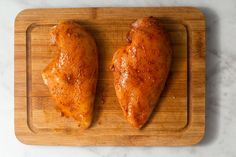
[1,0,236,157]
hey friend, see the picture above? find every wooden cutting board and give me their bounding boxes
[14,7,205,146]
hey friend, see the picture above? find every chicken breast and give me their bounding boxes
[111,17,172,128]
[42,21,98,129]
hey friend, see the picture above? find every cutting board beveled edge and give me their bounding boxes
[14,7,205,146]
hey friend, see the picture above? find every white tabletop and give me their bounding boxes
[1,0,236,157]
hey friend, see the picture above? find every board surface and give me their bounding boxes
[14,7,205,146]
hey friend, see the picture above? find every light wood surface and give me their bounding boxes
[14,7,205,146]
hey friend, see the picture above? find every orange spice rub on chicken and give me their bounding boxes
[111,17,172,128]
[42,21,98,129]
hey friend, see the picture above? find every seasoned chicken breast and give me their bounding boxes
[111,17,172,128]
[42,21,98,129]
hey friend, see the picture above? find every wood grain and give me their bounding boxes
[14,7,205,146]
